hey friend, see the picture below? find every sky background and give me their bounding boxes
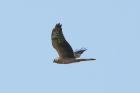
[0,0,140,93]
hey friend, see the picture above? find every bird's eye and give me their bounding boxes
[53,59,56,62]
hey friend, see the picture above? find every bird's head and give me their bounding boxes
[53,58,57,63]
[53,58,59,63]
[53,58,63,64]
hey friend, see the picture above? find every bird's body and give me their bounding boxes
[51,23,96,64]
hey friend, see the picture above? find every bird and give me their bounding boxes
[51,23,96,64]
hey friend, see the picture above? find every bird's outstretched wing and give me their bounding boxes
[51,23,75,58]
[74,48,87,58]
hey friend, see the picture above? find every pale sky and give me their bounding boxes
[0,0,140,93]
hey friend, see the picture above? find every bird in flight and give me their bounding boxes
[51,23,96,64]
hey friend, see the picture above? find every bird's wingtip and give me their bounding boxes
[55,23,62,28]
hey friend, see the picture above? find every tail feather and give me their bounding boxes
[76,58,96,62]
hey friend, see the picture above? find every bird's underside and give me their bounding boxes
[55,58,96,64]
[51,23,96,64]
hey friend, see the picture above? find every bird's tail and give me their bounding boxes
[60,58,96,64]
[76,58,96,62]
[74,48,87,58]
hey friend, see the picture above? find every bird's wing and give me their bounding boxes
[74,48,87,58]
[51,23,75,58]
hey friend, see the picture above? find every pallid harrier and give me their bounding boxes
[51,23,96,64]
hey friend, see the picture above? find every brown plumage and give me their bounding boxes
[51,23,96,64]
